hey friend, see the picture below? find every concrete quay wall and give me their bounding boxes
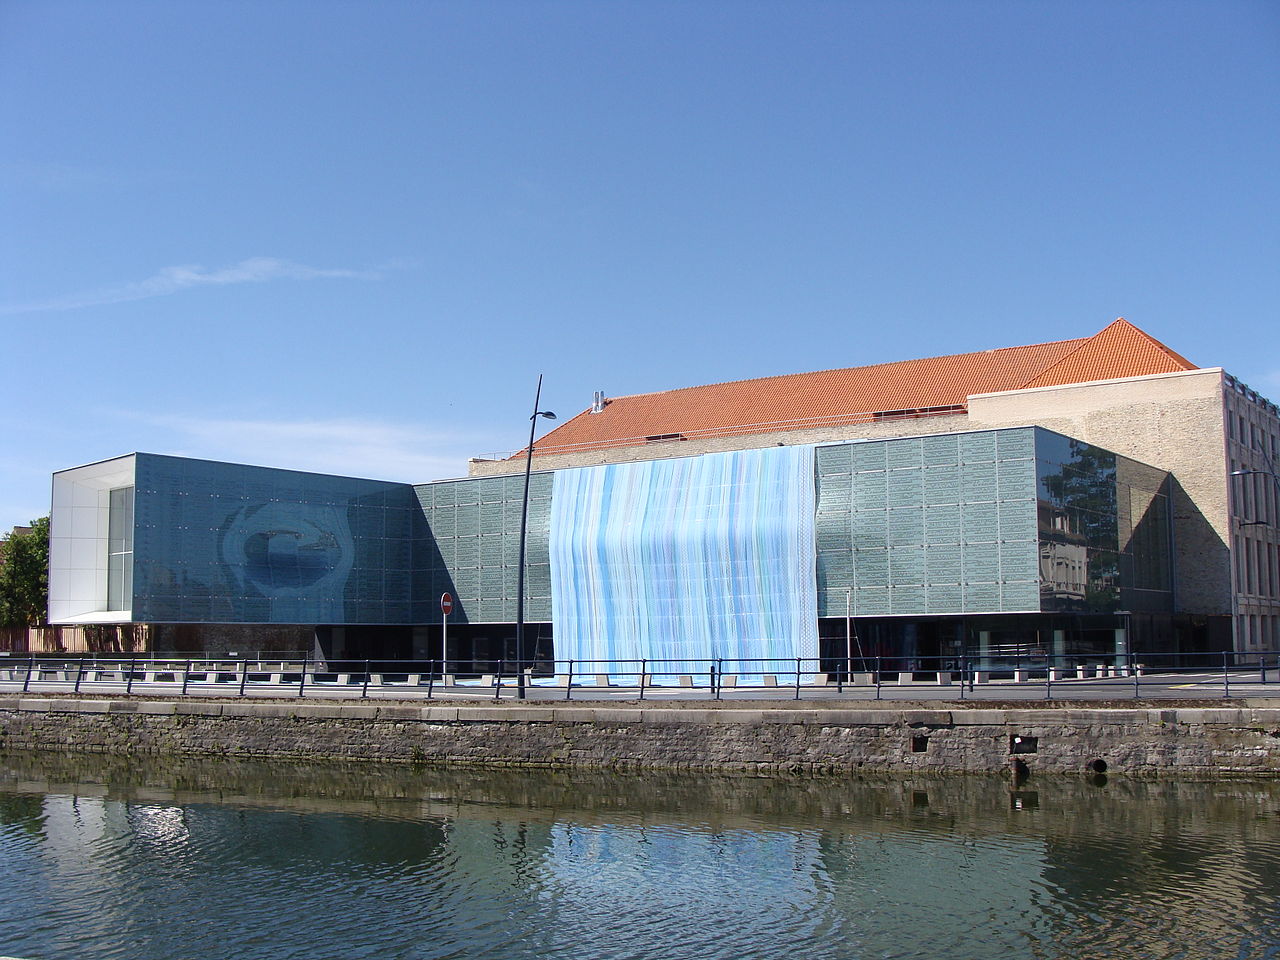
[2,698,1279,776]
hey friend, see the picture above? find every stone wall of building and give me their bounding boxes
[1222,374,1280,650]
[2,698,1278,777]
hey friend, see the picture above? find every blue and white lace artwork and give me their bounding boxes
[549,445,817,677]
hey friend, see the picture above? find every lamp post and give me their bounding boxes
[1230,467,1280,489]
[1228,466,1279,652]
[1230,468,1280,527]
[516,375,555,700]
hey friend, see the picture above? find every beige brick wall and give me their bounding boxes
[968,369,1232,616]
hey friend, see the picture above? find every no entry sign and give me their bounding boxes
[440,593,453,616]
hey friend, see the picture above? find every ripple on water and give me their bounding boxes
[0,779,1277,960]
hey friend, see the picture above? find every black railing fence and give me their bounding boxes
[0,650,1276,701]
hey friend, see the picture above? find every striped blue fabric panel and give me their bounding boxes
[549,446,818,675]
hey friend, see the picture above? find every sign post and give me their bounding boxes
[440,593,453,677]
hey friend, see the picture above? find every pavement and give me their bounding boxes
[0,671,1275,703]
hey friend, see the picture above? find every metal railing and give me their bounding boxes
[0,650,1276,701]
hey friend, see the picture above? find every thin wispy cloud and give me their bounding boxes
[134,413,485,484]
[0,257,398,315]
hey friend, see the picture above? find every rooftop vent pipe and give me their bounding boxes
[591,391,607,413]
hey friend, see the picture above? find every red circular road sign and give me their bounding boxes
[440,593,453,616]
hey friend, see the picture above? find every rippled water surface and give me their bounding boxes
[0,754,1278,960]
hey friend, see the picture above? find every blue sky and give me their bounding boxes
[2,0,1277,527]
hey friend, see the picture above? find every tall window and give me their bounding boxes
[107,486,134,611]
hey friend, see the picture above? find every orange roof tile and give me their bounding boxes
[1016,317,1196,389]
[527,320,1197,457]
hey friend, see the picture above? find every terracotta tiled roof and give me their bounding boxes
[1015,317,1196,390]
[527,319,1197,457]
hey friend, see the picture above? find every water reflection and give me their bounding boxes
[0,753,1277,960]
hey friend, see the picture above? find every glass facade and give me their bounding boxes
[817,428,1172,619]
[98,428,1169,628]
[1035,433,1172,614]
[413,473,552,625]
[816,429,1042,617]
[131,455,422,624]
[106,486,134,611]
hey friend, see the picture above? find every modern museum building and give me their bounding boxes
[47,319,1280,671]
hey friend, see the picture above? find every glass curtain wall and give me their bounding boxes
[816,429,1042,619]
[107,486,134,611]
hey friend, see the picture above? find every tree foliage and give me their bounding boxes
[0,517,49,627]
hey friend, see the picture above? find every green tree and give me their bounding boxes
[0,517,49,627]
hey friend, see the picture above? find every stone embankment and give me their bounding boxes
[2,697,1279,776]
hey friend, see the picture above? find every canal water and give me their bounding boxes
[0,753,1278,960]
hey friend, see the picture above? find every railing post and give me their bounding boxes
[958,655,966,700]
[874,655,881,700]
[794,658,802,700]
[565,659,574,701]
[22,656,33,693]
[362,660,372,699]
[1131,651,1139,698]
[495,660,504,701]
[1223,650,1230,699]
[126,658,136,695]
[639,659,647,701]
[239,659,249,697]
[75,659,85,694]
[1045,654,1052,700]
[298,659,307,698]
[713,659,721,701]
[426,660,435,700]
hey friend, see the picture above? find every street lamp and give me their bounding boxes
[1231,467,1280,487]
[1230,468,1280,527]
[516,375,555,700]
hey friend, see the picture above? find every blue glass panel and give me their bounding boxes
[132,454,419,625]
